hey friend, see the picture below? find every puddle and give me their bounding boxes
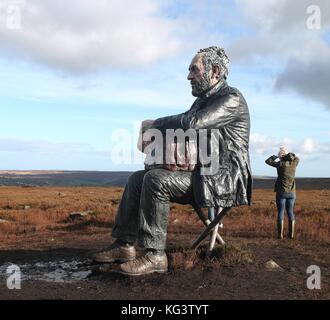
[0,259,93,283]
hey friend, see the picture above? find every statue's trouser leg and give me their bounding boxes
[138,168,193,251]
[111,170,146,244]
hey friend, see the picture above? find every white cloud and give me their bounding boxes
[0,0,183,74]
[231,0,330,109]
[250,133,293,156]
[250,133,329,159]
[300,138,314,154]
[274,55,330,109]
[236,0,330,33]
[0,138,93,154]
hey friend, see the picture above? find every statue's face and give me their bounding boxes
[187,54,211,97]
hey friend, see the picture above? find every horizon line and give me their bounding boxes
[0,170,329,179]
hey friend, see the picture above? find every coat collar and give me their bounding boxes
[191,79,231,112]
[204,79,228,98]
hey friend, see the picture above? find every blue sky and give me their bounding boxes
[0,0,329,177]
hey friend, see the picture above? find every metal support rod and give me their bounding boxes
[205,219,225,245]
[193,206,224,245]
[208,207,215,221]
[208,223,220,254]
[192,208,229,249]
[207,207,216,250]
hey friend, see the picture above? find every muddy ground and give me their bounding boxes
[0,233,328,300]
[0,187,328,300]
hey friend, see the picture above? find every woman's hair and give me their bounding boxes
[278,146,288,158]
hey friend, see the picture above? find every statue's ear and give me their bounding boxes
[212,65,221,79]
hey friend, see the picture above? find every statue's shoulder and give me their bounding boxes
[224,85,248,106]
[226,85,245,98]
[211,85,249,113]
[214,82,241,98]
[211,84,241,105]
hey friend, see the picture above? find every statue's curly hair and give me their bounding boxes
[198,46,230,80]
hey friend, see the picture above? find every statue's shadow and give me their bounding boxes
[89,263,130,280]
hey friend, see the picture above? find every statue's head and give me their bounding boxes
[188,46,230,97]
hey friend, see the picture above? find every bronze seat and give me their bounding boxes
[190,205,230,255]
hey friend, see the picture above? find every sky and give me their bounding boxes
[0,0,329,177]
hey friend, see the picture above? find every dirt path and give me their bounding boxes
[0,235,328,300]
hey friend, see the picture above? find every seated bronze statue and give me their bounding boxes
[92,46,252,276]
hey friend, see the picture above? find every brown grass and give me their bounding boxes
[0,186,329,246]
[167,243,253,273]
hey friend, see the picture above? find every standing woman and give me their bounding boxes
[265,147,300,239]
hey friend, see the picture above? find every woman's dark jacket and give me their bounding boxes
[265,153,300,194]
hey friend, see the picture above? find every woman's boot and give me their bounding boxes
[288,220,295,239]
[277,220,284,239]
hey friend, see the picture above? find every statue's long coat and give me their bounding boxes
[153,80,252,208]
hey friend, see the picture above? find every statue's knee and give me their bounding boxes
[143,170,164,192]
[127,170,145,188]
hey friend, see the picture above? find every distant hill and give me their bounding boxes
[0,171,329,189]
[0,171,130,187]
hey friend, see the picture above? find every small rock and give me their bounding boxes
[58,193,66,198]
[184,261,194,270]
[173,219,180,224]
[69,212,90,221]
[243,256,254,264]
[198,282,208,289]
[265,259,283,271]
[24,205,31,210]
[0,219,9,224]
